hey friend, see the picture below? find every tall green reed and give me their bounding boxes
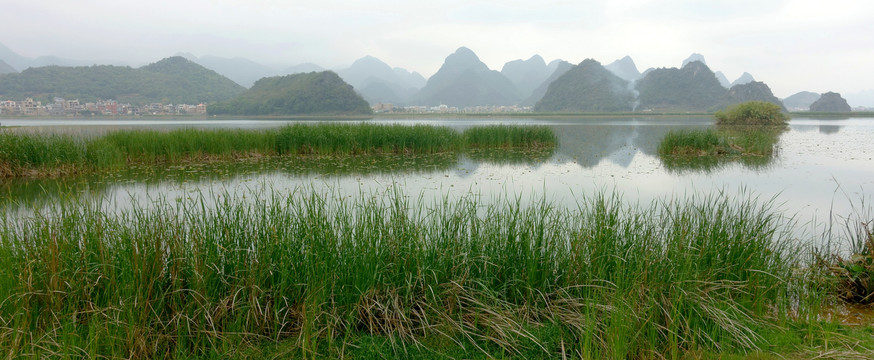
[463,124,556,148]
[1,124,555,178]
[0,187,807,358]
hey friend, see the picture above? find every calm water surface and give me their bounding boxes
[3,116,873,246]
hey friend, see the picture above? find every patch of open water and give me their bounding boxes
[2,116,873,250]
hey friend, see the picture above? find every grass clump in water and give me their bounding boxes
[715,101,789,126]
[658,127,784,158]
[274,123,461,155]
[658,128,724,156]
[0,188,822,358]
[659,101,789,170]
[463,124,556,148]
[658,126,785,173]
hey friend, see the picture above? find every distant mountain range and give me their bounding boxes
[175,53,280,88]
[500,55,554,100]
[523,60,573,106]
[413,47,521,107]
[783,91,821,111]
[3,41,872,111]
[535,59,784,113]
[336,56,425,105]
[0,42,129,71]
[0,56,245,104]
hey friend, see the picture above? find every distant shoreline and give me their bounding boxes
[2,111,873,121]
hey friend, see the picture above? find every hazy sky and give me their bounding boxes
[3,0,872,97]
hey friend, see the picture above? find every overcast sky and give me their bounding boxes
[2,0,872,98]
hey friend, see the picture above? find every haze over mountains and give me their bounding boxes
[783,91,821,111]
[0,42,130,72]
[413,47,521,107]
[336,56,425,105]
[0,59,16,74]
[604,56,641,83]
[1,42,870,111]
[0,56,245,104]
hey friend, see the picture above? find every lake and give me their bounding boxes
[2,116,872,249]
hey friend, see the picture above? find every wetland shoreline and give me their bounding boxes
[0,123,556,179]
[0,187,848,358]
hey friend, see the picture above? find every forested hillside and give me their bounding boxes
[207,71,372,115]
[0,56,245,104]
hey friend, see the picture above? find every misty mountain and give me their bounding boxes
[0,42,128,71]
[355,82,409,105]
[604,56,641,82]
[0,59,16,74]
[714,71,731,88]
[338,56,424,90]
[0,56,245,104]
[635,61,727,112]
[396,68,426,89]
[782,91,821,111]
[730,72,755,87]
[175,53,279,88]
[523,60,574,106]
[639,68,654,79]
[414,47,520,107]
[0,43,28,70]
[810,92,852,112]
[682,53,707,67]
[535,59,634,112]
[207,71,371,116]
[721,81,786,110]
[682,53,759,90]
[500,55,553,100]
[337,56,426,105]
[284,63,326,75]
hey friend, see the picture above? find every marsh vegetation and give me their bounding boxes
[1,187,854,359]
[658,102,789,172]
[0,124,556,178]
[2,116,873,359]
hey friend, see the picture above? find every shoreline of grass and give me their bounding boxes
[0,123,556,179]
[2,187,871,358]
[0,188,813,358]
